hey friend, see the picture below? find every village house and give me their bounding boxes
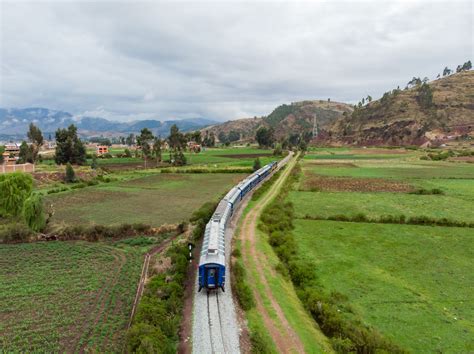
[96,145,109,155]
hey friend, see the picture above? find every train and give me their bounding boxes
[198,161,279,292]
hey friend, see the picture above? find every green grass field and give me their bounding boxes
[288,190,474,222]
[0,241,144,352]
[287,148,474,352]
[46,173,246,226]
[294,220,474,353]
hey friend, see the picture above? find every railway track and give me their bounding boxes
[191,153,293,354]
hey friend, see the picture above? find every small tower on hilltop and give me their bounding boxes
[312,114,319,137]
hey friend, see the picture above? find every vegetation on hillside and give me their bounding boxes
[329,68,473,146]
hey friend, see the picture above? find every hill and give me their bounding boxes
[201,100,353,142]
[324,70,474,146]
[0,107,216,140]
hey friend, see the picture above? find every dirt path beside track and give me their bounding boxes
[239,153,306,353]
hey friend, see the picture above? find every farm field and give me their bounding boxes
[294,220,474,353]
[287,148,474,352]
[46,173,247,226]
[0,241,144,352]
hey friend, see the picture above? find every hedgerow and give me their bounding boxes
[302,213,474,228]
[260,162,405,353]
[126,242,189,353]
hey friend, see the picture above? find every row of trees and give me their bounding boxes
[135,124,188,167]
[439,60,472,77]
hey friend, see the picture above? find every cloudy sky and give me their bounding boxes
[0,0,472,122]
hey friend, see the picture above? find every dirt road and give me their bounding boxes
[239,153,307,353]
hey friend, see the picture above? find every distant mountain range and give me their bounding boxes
[0,107,217,140]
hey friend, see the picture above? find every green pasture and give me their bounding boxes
[288,189,474,223]
[0,241,143,352]
[293,219,474,353]
[46,173,246,226]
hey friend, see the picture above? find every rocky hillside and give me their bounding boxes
[324,70,474,146]
[202,100,353,142]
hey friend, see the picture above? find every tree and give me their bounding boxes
[462,60,472,71]
[136,128,154,168]
[126,133,135,146]
[407,77,422,88]
[27,123,44,163]
[273,143,283,156]
[168,125,186,150]
[253,158,261,171]
[218,131,228,144]
[417,83,434,109]
[228,130,240,143]
[124,148,132,158]
[443,67,451,76]
[91,155,98,170]
[152,138,162,165]
[202,131,215,147]
[192,131,202,144]
[367,95,372,103]
[255,127,275,148]
[0,145,4,164]
[22,193,46,232]
[65,162,76,183]
[168,125,187,166]
[55,124,86,165]
[18,141,33,164]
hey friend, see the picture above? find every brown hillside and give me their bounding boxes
[202,100,353,142]
[200,116,266,142]
[325,71,474,146]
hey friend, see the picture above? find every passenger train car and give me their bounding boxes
[198,161,278,292]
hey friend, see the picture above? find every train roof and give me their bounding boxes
[199,220,226,267]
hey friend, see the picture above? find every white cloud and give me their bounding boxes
[0,0,472,121]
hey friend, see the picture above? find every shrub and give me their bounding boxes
[232,260,255,310]
[250,328,273,354]
[253,157,261,172]
[0,172,33,217]
[0,222,32,243]
[22,193,46,232]
[409,188,444,195]
[65,162,76,183]
[90,155,98,169]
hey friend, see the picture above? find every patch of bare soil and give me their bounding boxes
[303,172,413,192]
[351,148,409,155]
[449,156,474,163]
[305,161,357,167]
[217,153,273,159]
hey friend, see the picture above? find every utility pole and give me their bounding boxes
[312,114,319,137]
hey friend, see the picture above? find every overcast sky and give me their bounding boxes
[0,0,472,122]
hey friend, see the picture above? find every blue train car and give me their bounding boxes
[198,161,280,292]
[198,220,226,292]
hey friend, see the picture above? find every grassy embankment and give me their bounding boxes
[233,154,333,353]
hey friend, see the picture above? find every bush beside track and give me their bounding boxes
[260,161,406,353]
